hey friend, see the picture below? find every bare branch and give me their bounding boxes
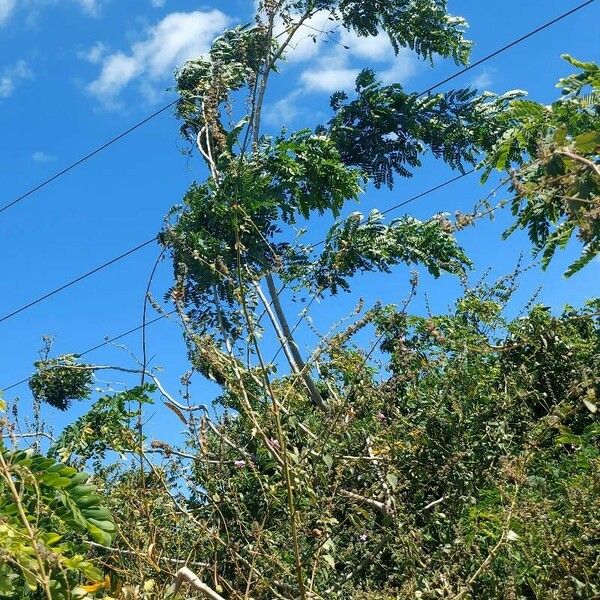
[171,567,226,600]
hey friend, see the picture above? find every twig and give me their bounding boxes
[421,496,445,511]
[556,149,600,178]
[171,567,226,600]
[339,489,393,518]
[83,540,209,569]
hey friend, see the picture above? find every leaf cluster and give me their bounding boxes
[0,447,115,598]
[481,55,600,276]
[292,210,470,295]
[29,355,93,412]
[322,69,512,188]
[289,0,472,63]
[51,386,155,467]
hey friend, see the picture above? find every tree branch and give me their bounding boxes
[265,274,328,411]
[171,567,226,600]
[556,149,600,178]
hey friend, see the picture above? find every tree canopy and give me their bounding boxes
[1,2,598,599]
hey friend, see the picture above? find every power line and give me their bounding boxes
[310,170,473,250]
[0,237,157,325]
[2,310,176,393]
[0,100,178,216]
[1,170,470,393]
[0,0,595,217]
[1,1,594,389]
[417,0,596,97]
[0,169,473,329]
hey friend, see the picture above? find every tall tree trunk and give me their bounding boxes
[265,273,328,412]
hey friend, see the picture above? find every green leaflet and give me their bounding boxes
[0,448,114,595]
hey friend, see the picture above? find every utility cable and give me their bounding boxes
[0,237,157,325]
[0,1,592,322]
[0,101,177,215]
[2,310,176,393]
[0,0,595,215]
[417,0,596,97]
[1,170,470,392]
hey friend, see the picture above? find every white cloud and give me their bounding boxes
[471,69,494,90]
[300,53,359,92]
[339,29,391,61]
[88,53,140,100]
[74,0,101,16]
[299,42,417,94]
[264,89,304,126]
[0,0,15,24]
[32,151,57,162]
[79,41,108,64]
[87,10,230,105]
[264,21,418,127]
[281,10,334,63]
[380,49,418,84]
[0,60,32,99]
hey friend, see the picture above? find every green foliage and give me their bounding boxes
[257,131,363,220]
[299,210,470,294]
[94,288,599,598]
[323,69,513,188]
[161,129,363,336]
[176,24,273,148]
[11,2,600,598]
[0,445,115,598]
[481,55,600,276]
[51,386,155,466]
[296,0,472,63]
[29,355,93,411]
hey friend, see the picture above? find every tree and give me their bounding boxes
[481,55,600,276]
[162,0,511,412]
[7,2,600,599]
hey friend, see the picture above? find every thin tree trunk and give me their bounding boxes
[265,273,328,411]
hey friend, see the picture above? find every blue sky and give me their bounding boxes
[0,0,598,442]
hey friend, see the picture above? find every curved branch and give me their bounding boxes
[556,149,600,178]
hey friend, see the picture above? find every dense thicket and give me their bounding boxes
[1,1,598,598]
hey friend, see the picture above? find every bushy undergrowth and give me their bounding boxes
[71,289,598,599]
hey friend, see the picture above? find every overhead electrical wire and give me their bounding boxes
[2,310,177,393]
[0,169,482,393]
[0,237,157,325]
[417,0,596,98]
[1,0,591,326]
[1,0,595,391]
[0,0,594,217]
[0,101,178,216]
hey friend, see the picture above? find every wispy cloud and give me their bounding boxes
[0,0,16,25]
[294,25,418,94]
[32,151,57,163]
[72,0,102,16]
[4,0,107,27]
[264,89,304,126]
[0,61,33,99]
[78,41,108,64]
[265,25,418,126]
[300,53,359,93]
[299,44,417,94]
[86,10,230,107]
[470,69,495,90]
